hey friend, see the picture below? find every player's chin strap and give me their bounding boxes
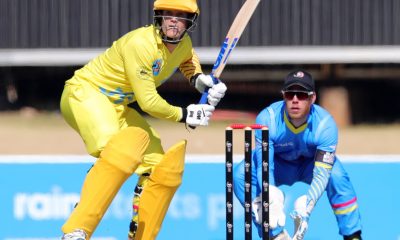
[159,30,187,44]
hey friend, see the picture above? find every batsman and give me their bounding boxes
[59,0,227,239]
[233,70,362,240]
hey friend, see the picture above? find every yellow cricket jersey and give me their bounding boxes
[68,25,202,122]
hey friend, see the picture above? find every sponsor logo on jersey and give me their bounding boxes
[136,67,150,80]
[275,142,294,147]
[152,59,162,76]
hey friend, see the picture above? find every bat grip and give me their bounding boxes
[191,76,219,129]
[198,75,219,104]
[199,87,210,104]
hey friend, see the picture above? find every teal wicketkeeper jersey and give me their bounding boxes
[234,102,362,238]
[254,100,337,187]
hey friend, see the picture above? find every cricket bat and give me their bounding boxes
[199,0,260,104]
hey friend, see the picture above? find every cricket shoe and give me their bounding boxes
[61,229,87,240]
[344,230,362,240]
[272,229,292,240]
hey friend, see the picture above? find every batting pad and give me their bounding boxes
[62,127,150,238]
[135,140,187,240]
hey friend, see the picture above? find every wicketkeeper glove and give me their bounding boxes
[269,185,286,229]
[182,104,215,127]
[291,195,315,240]
[251,194,263,225]
[252,186,286,229]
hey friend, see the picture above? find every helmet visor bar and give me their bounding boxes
[154,13,197,43]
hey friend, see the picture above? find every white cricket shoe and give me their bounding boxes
[61,229,87,240]
[272,229,292,240]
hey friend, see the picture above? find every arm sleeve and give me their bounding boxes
[306,153,333,203]
[306,116,338,205]
[122,39,183,122]
[179,49,203,81]
[254,108,276,189]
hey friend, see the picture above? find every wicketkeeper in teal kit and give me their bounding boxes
[233,70,362,240]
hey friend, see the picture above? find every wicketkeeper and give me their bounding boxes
[233,70,362,240]
[59,0,227,239]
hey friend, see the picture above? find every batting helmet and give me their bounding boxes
[154,0,200,15]
[153,0,199,43]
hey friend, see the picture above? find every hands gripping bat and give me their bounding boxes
[199,0,260,104]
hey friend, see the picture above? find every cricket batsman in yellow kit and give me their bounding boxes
[59,0,227,239]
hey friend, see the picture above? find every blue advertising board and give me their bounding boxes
[0,155,399,240]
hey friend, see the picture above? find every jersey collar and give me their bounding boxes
[284,110,308,134]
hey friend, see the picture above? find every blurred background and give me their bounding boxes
[1,0,400,125]
[0,0,399,239]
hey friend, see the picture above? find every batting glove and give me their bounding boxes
[191,73,214,93]
[184,104,215,127]
[207,82,227,106]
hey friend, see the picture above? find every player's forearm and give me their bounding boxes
[138,96,182,122]
[130,71,183,122]
[179,49,202,81]
[306,164,332,203]
[135,86,182,122]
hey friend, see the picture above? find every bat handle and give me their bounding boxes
[191,76,219,129]
[199,87,210,104]
[198,75,219,104]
